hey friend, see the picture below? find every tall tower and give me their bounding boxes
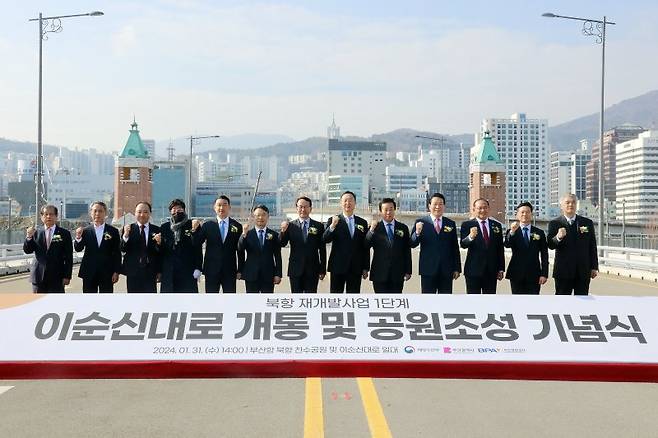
[469,132,506,223]
[327,114,340,140]
[113,120,153,221]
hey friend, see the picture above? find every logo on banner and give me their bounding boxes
[404,346,415,354]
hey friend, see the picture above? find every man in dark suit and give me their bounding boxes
[547,193,599,295]
[74,201,121,293]
[365,198,411,293]
[460,198,505,294]
[322,191,370,293]
[192,195,244,293]
[410,192,461,293]
[279,196,326,293]
[120,202,161,293]
[159,199,203,293]
[238,205,282,293]
[504,202,549,294]
[23,205,73,293]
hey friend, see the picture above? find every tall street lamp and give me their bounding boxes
[188,135,220,214]
[28,11,104,225]
[542,12,616,253]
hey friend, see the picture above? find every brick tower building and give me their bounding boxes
[113,120,153,222]
[469,131,506,223]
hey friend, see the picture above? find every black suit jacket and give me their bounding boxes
[322,214,370,276]
[279,218,326,278]
[547,215,598,279]
[74,224,121,281]
[460,218,505,277]
[504,225,549,281]
[23,225,73,285]
[410,216,461,277]
[159,220,203,287]
[193,217,244,277]
[238,228,283,282]
[120,223,161,278]
[365,220,412,282]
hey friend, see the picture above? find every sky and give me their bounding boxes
[1,0,657,152]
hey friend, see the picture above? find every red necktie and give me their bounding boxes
[481,220,490,245]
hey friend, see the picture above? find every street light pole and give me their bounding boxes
[29,10,104,225]
[187,135,220,214]
[542,12,615,254]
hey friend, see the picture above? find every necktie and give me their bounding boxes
[523,227,530,245]
[139,224,147,265]
[434,218,441,234]
[259,229,265,248]
[481,220,490,245]
[386,223,394,242]
[46,227,52,249]
[220,220,226,242]
[348,217,354,237]
[302,220,308,241]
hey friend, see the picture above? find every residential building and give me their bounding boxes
[616,130,658,223]
[480,113,548,217]
[587,124,644,205]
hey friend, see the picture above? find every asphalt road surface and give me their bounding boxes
[1,248,657,437]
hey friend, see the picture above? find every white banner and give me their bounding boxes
[0,294,655,363]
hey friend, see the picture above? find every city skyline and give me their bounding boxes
[1,1,658,152]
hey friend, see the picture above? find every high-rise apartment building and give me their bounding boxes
[616,130,658,223]
[586,125,644,205]
[549,140,590,207]
[480,113,548,217]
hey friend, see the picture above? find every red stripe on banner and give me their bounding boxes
[0,360,657,382]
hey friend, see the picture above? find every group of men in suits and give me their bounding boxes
[24,191,599,295]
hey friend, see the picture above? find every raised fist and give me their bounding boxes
[242,222,251,236]
[510,222,519,234]
[153,233,161,245]
[331,215,340,229]
[280,221,289,233]
[123,225,131,238]
[415,222,423,235]
[469,226,478,239]
[26,226,36,239]
[191,219,201,231]
[75,227,83,240]
[369,219,378,231]
[557,227,567,240]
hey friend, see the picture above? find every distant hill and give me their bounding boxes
[154,133,296,157]
[550,89,658,150]
[199,129,474,158]
[0,138,60,155]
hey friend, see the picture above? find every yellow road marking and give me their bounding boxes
[357,378,392,438]
[304,377,324,438]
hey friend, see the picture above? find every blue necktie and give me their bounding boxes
[259,229,265,248]
[523,227,530,246]
[220,220,226,242]
[302,220,308,242]
[386,223,393,242]
[348,217,354,237]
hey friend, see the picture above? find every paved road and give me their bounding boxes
[1,248,657,437]
[2,248,658,296]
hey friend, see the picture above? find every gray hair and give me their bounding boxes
[559,193,577,204]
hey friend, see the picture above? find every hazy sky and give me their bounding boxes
[1,0,657,152]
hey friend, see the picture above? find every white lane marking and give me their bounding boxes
[0,386,14,396]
